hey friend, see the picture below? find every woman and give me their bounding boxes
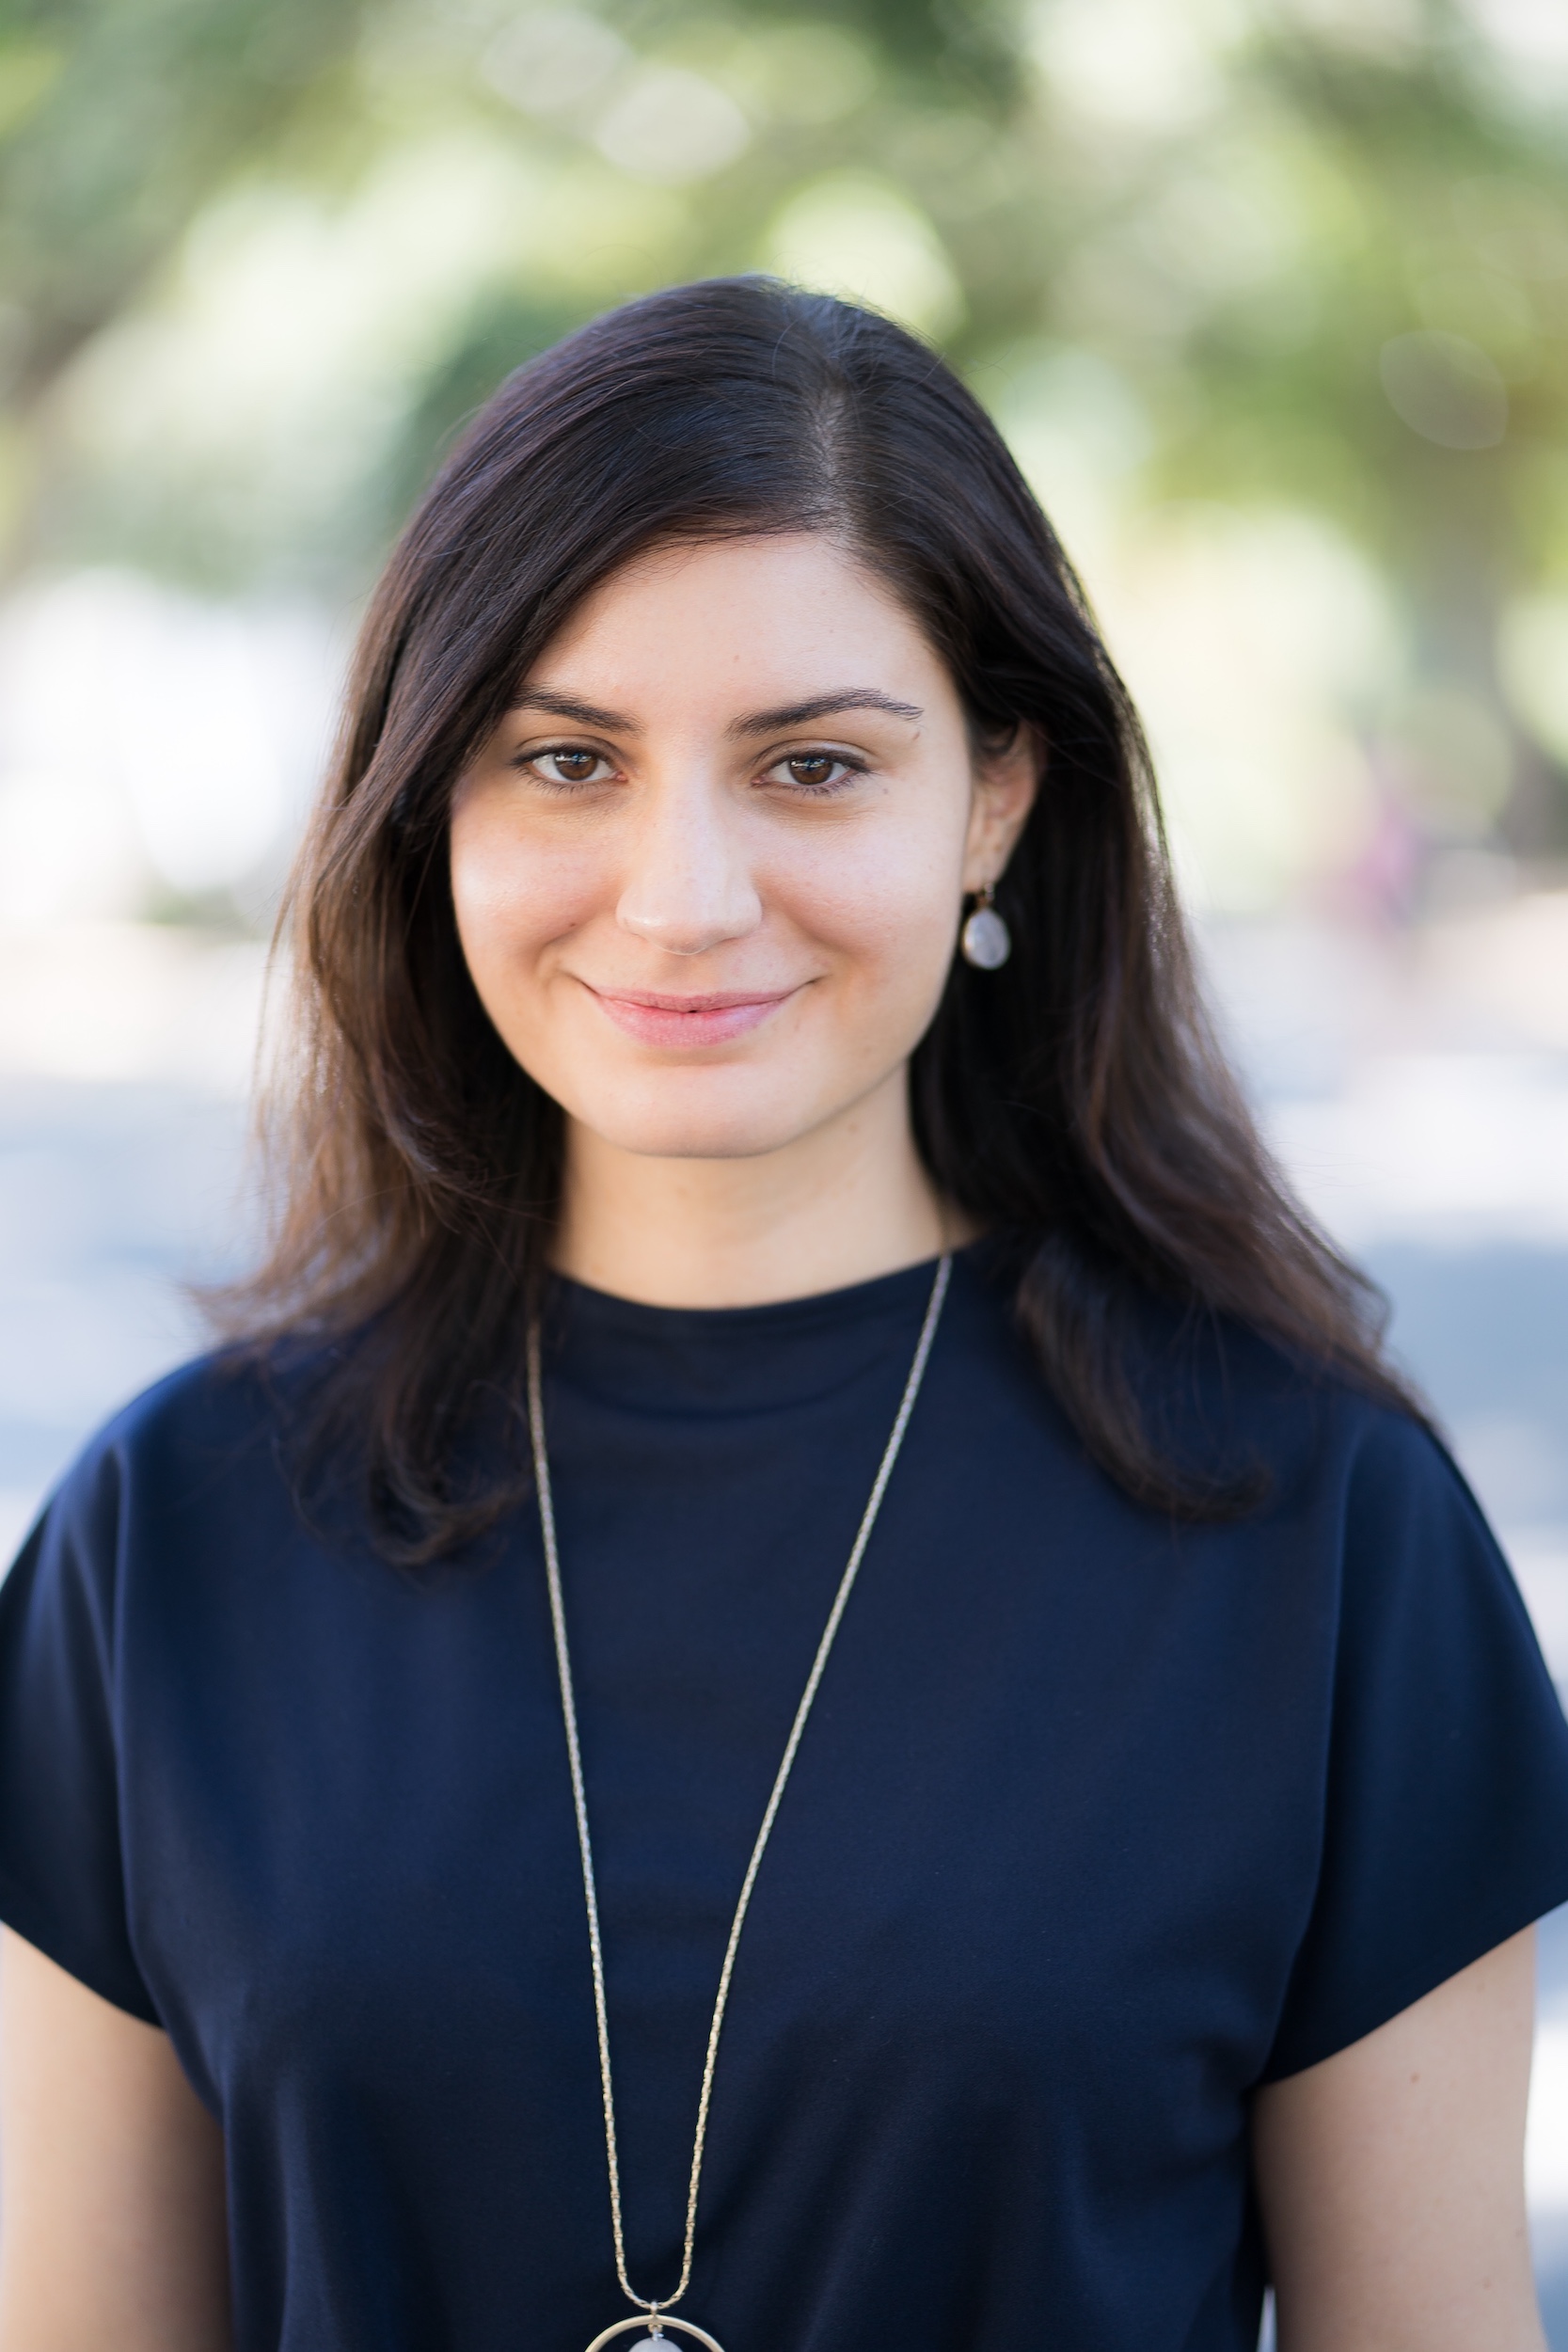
[0,278,1563,2352]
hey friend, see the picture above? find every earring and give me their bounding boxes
[961,883,1011,970]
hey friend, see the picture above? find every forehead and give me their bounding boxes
[524,532,955,716]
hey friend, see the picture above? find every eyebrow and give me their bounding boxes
[509,688,639,732]
[506,686,925,738]
[726,690,924,738]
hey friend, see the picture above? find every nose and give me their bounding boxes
[615,774,763,956]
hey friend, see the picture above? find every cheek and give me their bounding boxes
[777,816,963,987]
[448,806,600,985]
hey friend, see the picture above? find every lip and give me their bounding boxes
[584,984,800,1048]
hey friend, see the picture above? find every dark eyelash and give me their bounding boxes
[510,742,610,779]
[769,752,869,795]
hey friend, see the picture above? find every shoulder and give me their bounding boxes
[1326,1396,1539,1667]
[1332,1391,1489,1546]
[15,1342,332,1580]
[1101,1274,1450,1536]
[1202,1329,1504,1576]
[958,1243,1461,1526]
[1150,1293,1464,1519]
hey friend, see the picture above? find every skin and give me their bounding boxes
[0,533,1546,2348]
[0,1930,230,2350]
[449,532,1037,1304]
[1255,1929,1544,2352]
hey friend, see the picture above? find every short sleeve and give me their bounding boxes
[1264,1413,1568,2079]
[0,1442,160,2023]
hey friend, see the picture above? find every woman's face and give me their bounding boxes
[450,532,1037,1165]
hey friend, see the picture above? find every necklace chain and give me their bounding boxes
[526,1255,952,2325]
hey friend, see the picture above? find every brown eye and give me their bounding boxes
[530,747,609,786]
[762,750,863,796]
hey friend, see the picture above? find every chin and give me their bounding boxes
[588,1109,816,1163]
[570,1068,827,1162]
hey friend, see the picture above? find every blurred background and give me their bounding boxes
[1,0,1566,2328]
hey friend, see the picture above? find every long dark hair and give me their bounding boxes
[225,276,1417,1563]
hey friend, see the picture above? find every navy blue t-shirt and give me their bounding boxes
[2,1248,1567,2352]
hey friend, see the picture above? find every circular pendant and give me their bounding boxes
[583,2319,727,2352]
[961,904,1011,970]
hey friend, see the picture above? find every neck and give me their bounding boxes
[553,1073,958,1308]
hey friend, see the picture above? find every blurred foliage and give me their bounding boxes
[6,0,1568,856]
[0,0,363,400]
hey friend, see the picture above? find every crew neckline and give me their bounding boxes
[547,1246,958,1342]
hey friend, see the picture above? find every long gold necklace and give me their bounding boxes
[526,1255,952,2352]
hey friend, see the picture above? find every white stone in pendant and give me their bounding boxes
[582,2316,727,2352]
[961,904,1011,969]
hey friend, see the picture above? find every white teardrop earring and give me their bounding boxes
[960,883,1011,970]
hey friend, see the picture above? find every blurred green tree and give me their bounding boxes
[4,0,1567,850]
[0,0,365,402]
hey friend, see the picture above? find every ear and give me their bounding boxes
[962,723,1043,894]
